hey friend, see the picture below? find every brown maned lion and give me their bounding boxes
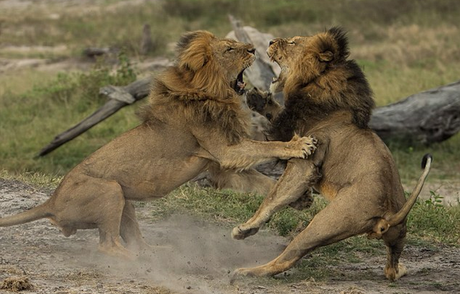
[231,27,432,281]
[0,31,317,259]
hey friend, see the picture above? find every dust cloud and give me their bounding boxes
[79,214,286,293]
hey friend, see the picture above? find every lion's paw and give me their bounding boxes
[246,87,268,113]
[229,268,254,285]
[384,263,407,281]
[289,134,317,159]
[231,225,260,240]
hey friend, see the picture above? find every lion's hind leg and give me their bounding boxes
[120,201,151,253]
[383,225,408,280]
[231,194,373,280]
[94,181,136,260]
[54,176,134,259]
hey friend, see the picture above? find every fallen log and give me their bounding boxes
[37,77,151,157]
[370,80,460,144]
[82,47,115,58]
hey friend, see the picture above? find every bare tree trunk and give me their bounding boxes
[37,78,151,157]
[370,80,460,144]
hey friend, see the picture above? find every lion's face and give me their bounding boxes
[211,38,256,94]
[266,36,308,93]
[176,31,256,96]
[266,29,348,94]
[267,36,308,70]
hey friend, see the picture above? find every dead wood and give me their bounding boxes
[37,77,151,157]
[82,47,114,58]
[370,80,460,144]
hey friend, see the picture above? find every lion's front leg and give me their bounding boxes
[273,134,317,160]
[197,135,317,171]
[232,159,320,240]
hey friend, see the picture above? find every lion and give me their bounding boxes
[230,27,432,281]
[0,31,317,259]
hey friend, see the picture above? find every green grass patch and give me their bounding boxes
[156,185,326,236]
[407,191,460,244]
[388,134,460,184]
[154,185,460,248]
[0,53,139,175]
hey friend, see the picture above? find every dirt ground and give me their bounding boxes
[0,179,459,294]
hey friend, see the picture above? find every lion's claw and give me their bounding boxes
[291,135,317,159]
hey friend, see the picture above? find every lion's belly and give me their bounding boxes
[73,123,207,200]
[119,155,208,200]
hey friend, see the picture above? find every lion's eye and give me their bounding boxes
[226,47,235,52]
[288,41,296,45]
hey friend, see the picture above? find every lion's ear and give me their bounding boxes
[179,44,211,71]
[319,51,334,62]
[326,27,350,61]
[177,31,213,71]
[313,33,338,63]
[314,27,349,63]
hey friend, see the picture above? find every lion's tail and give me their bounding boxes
[0,202,51,227]
[387,153,433,227]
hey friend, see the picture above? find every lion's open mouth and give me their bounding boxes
[232,69,246,95]
[267,50,287,93]
[268,57,282,87]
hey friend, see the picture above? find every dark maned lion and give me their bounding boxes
[0,31,317,259]
[231,28,432,281]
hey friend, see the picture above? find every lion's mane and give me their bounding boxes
[139,31,251,144]
[271,27,375,141]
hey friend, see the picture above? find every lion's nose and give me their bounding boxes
[248,48,256,54]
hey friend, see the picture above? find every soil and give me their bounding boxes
[0,179,459,294]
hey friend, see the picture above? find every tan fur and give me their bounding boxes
[0,31,317,259]
[231,28,432,282]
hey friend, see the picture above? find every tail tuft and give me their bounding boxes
[421,153,433,169]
